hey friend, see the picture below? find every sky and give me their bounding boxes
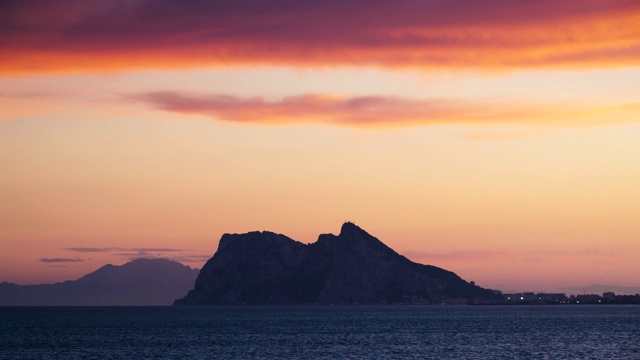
[1,0,640,293]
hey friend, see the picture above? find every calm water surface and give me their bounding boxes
[1,305,639,359]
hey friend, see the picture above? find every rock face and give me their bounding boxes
[0,258,199,306]
[175,223,498,305]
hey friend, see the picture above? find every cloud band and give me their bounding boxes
[1,0,639,73]
[130,91,639,128]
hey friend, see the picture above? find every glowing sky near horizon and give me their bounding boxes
[1,0,640,293]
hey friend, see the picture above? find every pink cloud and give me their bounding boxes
[130,91,639,128]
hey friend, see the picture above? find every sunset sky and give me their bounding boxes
[1,0,640,293]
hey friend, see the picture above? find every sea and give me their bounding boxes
[1,305,639,359]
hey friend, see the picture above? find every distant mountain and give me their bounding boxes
[0,258,199,306]
[175,223,499,305]
[561,284,640,296]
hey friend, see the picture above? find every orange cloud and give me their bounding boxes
[130,91,640,128]
[1,1,640,73]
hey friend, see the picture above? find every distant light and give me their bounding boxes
[520,297,524,300]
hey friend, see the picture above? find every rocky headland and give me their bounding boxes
[175,223,498,305]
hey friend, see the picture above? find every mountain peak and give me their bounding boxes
[338,222,393,252]
[0,258,200,306]
[339,221,365,236]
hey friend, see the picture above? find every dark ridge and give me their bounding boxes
[0,258,199,306]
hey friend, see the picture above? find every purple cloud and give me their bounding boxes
[39,257,84,263]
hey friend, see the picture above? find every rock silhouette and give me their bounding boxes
[0,258,199,306]
[175,223,498,305]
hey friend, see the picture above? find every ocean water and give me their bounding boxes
[1,305,639,359]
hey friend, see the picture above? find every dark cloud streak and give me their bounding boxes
[131,248,187,252]
[63,246,208,265]
[64,247,125,253]
[65,247,187,253]
[39,257,84,263]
